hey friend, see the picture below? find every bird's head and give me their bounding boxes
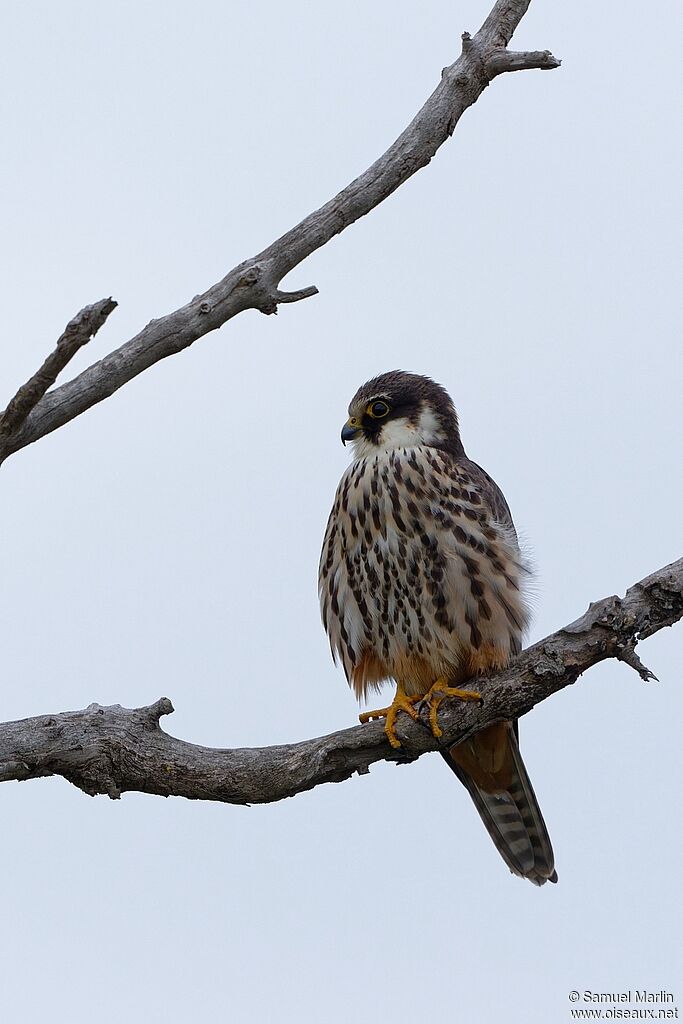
[341,370,464,457]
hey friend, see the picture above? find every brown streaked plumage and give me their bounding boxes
[319,370,556,886]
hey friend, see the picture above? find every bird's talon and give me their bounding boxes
[358,708,389,724]
[422,677,482,739]
[359,690,420,748]
[429,707,443,738]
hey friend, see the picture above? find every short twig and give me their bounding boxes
[486,49,561,78]
[617,642,659,683]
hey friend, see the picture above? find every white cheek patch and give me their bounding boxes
[377,418,422,448]
[415,406,445,445]
[349,407,447,456]
[351,417,419,456]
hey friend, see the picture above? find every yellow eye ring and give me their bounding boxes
[367,400,390,419]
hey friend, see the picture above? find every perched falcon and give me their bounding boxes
[319,371,556,885]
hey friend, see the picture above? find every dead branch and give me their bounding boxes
[0,0,558,466]
[0,298,116,437]
[1,557,680,805]
[485,47,561,77]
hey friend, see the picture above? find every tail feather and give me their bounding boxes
[443,722,557,886]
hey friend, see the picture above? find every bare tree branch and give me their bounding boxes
[0,0,558,466]
[486,48,561,76]
[1,557,680,805]
[0,298,116,438]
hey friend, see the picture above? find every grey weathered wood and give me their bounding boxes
[1,558,680,805]
[485,47,560,76]
[0,0,559,465]
[0,298,116,438]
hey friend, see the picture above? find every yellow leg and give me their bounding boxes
[423,677,482,739]
[359,683,421,749]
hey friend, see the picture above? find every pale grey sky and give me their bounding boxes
[1,2,681,1022]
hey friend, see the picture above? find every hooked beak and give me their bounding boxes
[341,418,362,446]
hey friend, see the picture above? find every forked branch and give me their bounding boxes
[0,298,116,437]
[1,558,680,805]
[0,0,559,465]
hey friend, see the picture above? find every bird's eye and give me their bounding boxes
[367,400,390,419]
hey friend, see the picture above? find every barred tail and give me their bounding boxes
[443,722,557,886]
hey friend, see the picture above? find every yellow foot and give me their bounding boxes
[359,691,421,749]
[422,677,483,739]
